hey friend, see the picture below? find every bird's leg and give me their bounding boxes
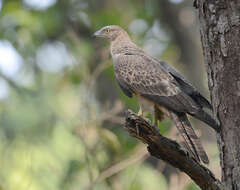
[137,106,143,117]
[154,115,158,128]
[136,106,144,136]
[137,104,152,126]
[153,107,159,128]
[154,105,165,128]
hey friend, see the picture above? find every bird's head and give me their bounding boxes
[93,25,129,41]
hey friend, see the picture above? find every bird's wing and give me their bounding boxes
[169,111,209,164]
[157,60,212,110]
[117,79,133,98]
[114,53,200,114]
[114,53,209,163]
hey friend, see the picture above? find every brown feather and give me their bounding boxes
[94,25,217,164]
[169,112,209,164]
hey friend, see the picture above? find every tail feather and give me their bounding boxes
[191,93,213,110]
[169,112,209,164]
[191,110,220,133]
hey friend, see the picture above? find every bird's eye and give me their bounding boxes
[106,29,110,33]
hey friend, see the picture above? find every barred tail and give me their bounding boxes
[169,112,209,164]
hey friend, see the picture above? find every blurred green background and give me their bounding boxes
[0,0,220,189]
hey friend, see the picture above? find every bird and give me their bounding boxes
[93,25,220,164]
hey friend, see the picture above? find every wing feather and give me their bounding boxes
[113,53,200,114]
[158,61,212,110]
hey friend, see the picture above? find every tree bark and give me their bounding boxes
[124,110,223,190]
[195,0,240,189]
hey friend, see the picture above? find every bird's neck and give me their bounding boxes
[110,34,137,57]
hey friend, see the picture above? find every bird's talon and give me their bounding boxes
[137,108,143,117]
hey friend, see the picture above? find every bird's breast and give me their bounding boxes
[111,53,121,65]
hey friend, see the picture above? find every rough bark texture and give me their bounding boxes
[124,110,223,190]
[195,0,240,189]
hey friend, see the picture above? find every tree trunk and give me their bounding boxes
[196,0,240,189]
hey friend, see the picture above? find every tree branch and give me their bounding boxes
[123,109,223,190]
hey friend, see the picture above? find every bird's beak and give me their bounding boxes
[92,29,102,38]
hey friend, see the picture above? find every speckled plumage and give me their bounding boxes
[94,25,220,164]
